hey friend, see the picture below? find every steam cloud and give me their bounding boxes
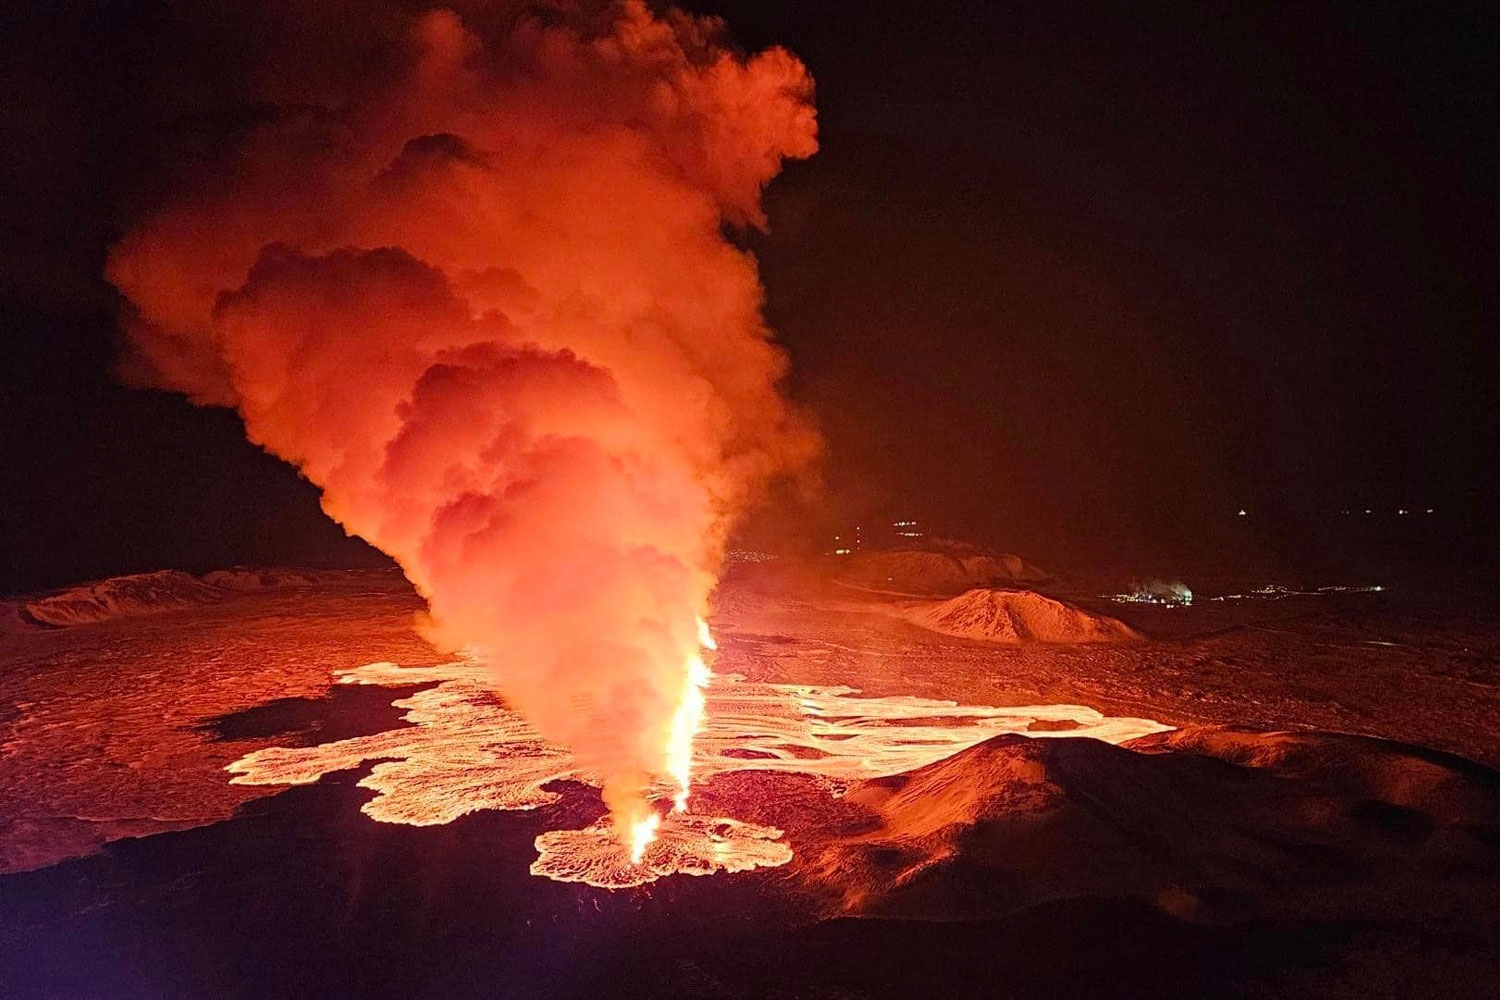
[107,0,817,835]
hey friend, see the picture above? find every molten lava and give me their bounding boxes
[228,654,1170,888]
[106,1,819,849]
[629,812,661,865]
[667,618,717,814]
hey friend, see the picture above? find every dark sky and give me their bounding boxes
[709,1,1499,559]
[2,1,1497,591]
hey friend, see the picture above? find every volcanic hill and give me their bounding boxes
[904,587,1140,643]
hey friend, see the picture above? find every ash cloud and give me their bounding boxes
[107,0,818,834]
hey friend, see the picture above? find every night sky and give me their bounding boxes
[3,1,1496,592]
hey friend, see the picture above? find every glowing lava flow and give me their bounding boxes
[227,655,1171,888]
[626,617,716,864]
[666,618,716,814]
[629,812,661,865]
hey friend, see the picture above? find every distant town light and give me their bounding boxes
[1237,509,1247,517]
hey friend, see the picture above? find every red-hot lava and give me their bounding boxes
[106,1,816,844]
[228,657,1171,888]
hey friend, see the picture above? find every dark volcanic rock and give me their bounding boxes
[813,728,1500,931]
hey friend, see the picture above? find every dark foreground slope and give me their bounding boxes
[813,728,1500,925]
[5,569,1500,997]
[5,720,1499,999]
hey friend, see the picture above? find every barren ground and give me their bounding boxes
[2,563,1498,998]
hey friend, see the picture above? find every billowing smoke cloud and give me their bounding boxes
[106,0,817,836]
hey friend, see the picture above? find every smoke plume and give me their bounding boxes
[106,0,817,836]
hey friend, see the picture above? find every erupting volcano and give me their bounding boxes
[105,0,817,851]
[7,0,1499,996]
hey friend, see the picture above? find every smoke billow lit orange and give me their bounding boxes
[106,1,817,844]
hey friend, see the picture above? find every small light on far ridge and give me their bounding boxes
[1237,509,1247,517]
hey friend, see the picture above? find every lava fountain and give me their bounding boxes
[669,619,718,812]
[106,1,817,844]
[622,616,715,862]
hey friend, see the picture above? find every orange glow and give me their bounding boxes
[629,811,661,864]
[667,617,715,812]
[106,2,819,846]
[228,658,1170,888]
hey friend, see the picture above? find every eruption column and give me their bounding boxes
[106,1,817,845]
